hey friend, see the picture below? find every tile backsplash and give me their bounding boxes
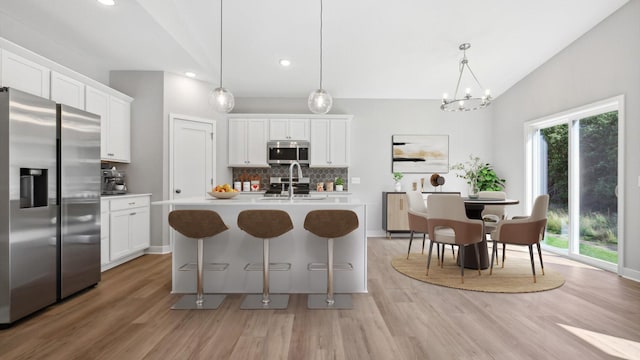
[232,166,348,190]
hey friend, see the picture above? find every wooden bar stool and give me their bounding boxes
[168,210,229,310]
[304,210,359,309]
[237,209,293,309]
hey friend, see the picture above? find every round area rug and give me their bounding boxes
[391,253,565,293]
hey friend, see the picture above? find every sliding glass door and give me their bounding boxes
[526,97,623,272]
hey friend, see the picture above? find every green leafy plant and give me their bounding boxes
[392,172,404,182]
[476,163,506,191]
[451,154,505,191]
[335,177,345,186]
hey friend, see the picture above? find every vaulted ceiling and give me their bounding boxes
[0,0,629,99]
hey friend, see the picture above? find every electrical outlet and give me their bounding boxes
[351,177,360,184]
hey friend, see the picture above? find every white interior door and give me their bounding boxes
[171,115,215,200]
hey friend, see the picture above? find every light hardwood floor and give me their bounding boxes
[1,237,640,360]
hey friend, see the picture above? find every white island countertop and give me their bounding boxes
[153,195,367,294]
[152,194,361,206]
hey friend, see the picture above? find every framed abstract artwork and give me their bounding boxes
[392,135,449,173]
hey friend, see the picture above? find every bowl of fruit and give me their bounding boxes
[208,184,239,199]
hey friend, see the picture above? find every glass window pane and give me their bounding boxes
[577,111,618,263]
[539,124,569,250]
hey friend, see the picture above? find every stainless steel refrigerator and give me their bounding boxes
[0,88,101,327]
[57,103,101,300]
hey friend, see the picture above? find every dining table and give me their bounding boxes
[460,197,520,269]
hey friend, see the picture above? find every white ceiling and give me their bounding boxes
[0,0,629,100]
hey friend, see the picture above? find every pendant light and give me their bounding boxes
[211,0,234,113]
[440,43,492,112]
[308,0,333,114]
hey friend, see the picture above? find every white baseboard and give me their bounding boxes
[367,230,387,238]
[366,230,412,238]
[621,266,640,282]
[101,250,145,272]
[145,245,172,255]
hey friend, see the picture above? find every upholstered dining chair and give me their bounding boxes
[426,194,484,283]
[478,190,507,264]
[405,191,455,263]
[405,191,429,259]
[489,194,550,283]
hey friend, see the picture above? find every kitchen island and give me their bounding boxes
[152,195,367,294]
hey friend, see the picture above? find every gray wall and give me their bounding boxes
[492,0,640,279]
[109,71,167,250]
[110,71,230,250]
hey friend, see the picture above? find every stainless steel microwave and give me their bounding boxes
[267,140,310,165]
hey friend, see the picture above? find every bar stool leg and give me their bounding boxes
[196,238,204,306]
[262,238,270,305]
[172,238,226,310]
[327,238,334,305]
[308,237,352,309]
[241,238,289,309]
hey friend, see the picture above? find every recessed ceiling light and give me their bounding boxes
[97,0,115,6]
[279,59,291,67]
[185,72,196,78]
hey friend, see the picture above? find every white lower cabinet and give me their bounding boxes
[101,195,150,271]
[100,200,110,266]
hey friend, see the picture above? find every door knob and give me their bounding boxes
[175,189,181,194]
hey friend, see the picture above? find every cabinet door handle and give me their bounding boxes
[130,212,136,216]
[175,189,181,194]
[107,153,115,156]
[128,202,136,205]
[399,199,404,210]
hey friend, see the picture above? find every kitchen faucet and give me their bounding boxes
[288,161,303,199]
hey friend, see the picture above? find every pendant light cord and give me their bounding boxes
[319,0,324,90]
[219,0,224,88]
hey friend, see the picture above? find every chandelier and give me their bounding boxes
[211,0,234,113]
[441,43,492,112]
[308,0,333,114]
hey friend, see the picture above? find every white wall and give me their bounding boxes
[492,0,640,279]
[233,98,494,235]
[0,12,110,84]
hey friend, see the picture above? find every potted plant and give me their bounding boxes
[451,155,505,198]
[335,177,345,191]
[392,172,403,191]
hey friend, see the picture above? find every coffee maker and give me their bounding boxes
[101,168,127,195]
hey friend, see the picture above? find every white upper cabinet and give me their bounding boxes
[310,117,351,167]
[51,71,85,108]
[87,85,131,163]
[1,42,134,164]
[228,118,269,167]
[269,118,310,141]
[107,97,131,163]
[0,49,50,98]
[85,86,111,159]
